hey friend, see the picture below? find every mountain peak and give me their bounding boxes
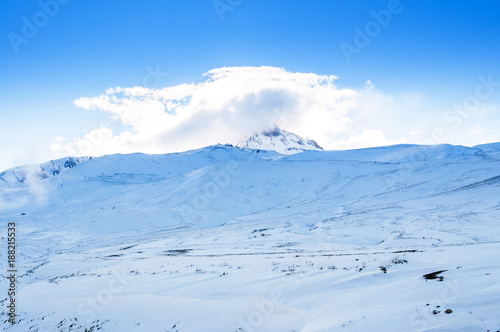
[237,127,323,154]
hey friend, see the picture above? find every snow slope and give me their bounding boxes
[0,143,499,331]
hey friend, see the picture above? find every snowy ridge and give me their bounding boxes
[237,127,323,154]
[0,156,91,187]
[284,143,483,163]
[0,142,499,331]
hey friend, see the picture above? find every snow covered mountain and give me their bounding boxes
[0,156,91,186]
[1,143,500,331]
[237,127,323,154]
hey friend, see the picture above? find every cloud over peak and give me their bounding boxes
[69,66,368,157]
[63,65,497,159]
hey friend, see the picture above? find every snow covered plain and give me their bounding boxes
[1,143,500,331]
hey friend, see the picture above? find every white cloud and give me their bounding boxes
[49,144,61,151]
[68,66,358,156]
[60,66,500,158]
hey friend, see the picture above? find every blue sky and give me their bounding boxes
[1,0,500,171]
